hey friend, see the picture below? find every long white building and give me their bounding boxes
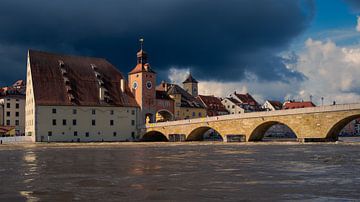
[25,50,140,142]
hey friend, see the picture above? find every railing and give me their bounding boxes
[145,103,360,128]
[0,136,33,144]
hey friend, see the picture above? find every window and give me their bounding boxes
[16,103,19,109]
[52,119,56,126]
[232,105,235,109]
[113,132,117,137]
[6,120,10,125]
[86,132,89,137]
[6,111,10,117]
[6,103,10,108]
[15,112,19,117]
[16,99,19,102]
[92,109,96,115]
[74,131,78,136]
[131,120,135,126]
[131,110,135,115]
[73,109,77,114]
[52,108,56,114]
[92,119,96,126]
[48,131,52,136]
[62,119,67,126]
[73,119,77,126]
[110,120,114,126]
[198,112,202,117]
[192,112,195,117]
[110,110,114,115]
[15,120,19,126]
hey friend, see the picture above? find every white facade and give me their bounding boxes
[221,98,245,115]
[0,96,25,135]
[25,50,141,142]
[33,106,138,142]
[262,100,277,111]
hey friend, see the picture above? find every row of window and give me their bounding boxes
[6,120,20,126]
[52,108,136,115]
[5,103,20,109]
[175,111,203,117]
[52,119,135,126]
[48,131,135,137]
[6,111,20,117]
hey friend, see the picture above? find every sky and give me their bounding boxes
[1,0,360,105]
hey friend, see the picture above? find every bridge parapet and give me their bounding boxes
[144,103,360,129]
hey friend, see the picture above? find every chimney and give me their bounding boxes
[120,79,125,93]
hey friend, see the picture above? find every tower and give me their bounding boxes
[183,73,198,97]
[128,38,157,124]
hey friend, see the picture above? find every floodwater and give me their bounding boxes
[0,138,360,201]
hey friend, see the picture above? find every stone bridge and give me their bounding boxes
[140,103,360,142]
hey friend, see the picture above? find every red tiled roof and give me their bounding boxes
[0,126,15,133]
[197,95,227,112]
[233,93,259,106]
[29,50,138,107]
[268,100,283,110]
[283,101,315,109]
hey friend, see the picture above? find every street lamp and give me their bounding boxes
[321,97,324,106]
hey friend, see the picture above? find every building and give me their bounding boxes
[197,95,228,116]
[26,50,139,142]
[283,101,316,109]
[229,92,261,112]
[262,100,283,111]
[221,97,246,114]
[0,80,26,136]
[128,42,175,124]
[183,73,198,97]
[166,84,207,120]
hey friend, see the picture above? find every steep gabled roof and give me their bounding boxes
[29,50,138,107]
[167,84,205,108]
[183,73,198,84]
[267,100,283,110]
[233,93,259,106]
[197,95,228,112]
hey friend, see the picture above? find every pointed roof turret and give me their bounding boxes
[129,38,155,74]
[183,73,198,84]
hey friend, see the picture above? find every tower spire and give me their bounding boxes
[137,37,148,65]
[139,37,144,51]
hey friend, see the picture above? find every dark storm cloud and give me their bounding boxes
[0,0,314,84]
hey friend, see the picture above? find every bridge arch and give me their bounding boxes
[141,131,169,142]
[249,121,298,141]
[155,109,174,122]
[187,126,224,141]
[326,114,360,140]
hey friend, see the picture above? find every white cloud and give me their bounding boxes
[357,16,360,32]
[293,38,360,105]
[167,67,190,84]
[167,38,360,106]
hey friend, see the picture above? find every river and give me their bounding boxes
[0,138,360,201]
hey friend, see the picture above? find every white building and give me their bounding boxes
[262,100,283,111]
[0,95,26,135]
[221,97,245,114]
[25,50,140,142]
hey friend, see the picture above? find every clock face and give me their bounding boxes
[146,81,152,89]
[132,81,138,89]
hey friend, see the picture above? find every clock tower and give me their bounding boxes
[128,38,157,124]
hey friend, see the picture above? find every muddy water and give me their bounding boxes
[0,138,360,201]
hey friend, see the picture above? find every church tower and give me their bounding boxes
[183,73,198,97]
[128,38,157,124]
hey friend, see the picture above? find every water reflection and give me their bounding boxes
[0,140,358,201]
